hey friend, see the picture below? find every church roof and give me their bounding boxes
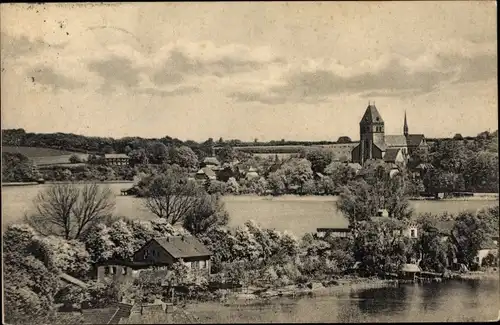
[384,148,402,163]
[373,140,387,151]
[406,134,425,147]
[385,135,408,147]
[360,104,384,124]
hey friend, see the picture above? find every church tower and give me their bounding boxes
[403,111,409,137]
[359,101,385,164]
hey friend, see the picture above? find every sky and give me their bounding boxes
[0,2,497,142]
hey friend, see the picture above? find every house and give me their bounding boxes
[245,166,259,181]
[316,227,352,238]
[95,236,212,284]
[317,209,418,240]
[399,263,421,281]
[383,148,406,166]
[103,153,130,166]
[134,236,212,276]
[202,156,220,169]
[195,167,217,182]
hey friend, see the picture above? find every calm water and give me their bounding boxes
[187,280,499,323]
[1,183,498,236]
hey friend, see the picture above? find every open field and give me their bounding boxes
[2,146,80,157]
[2,146,88,166]
[2,183,497,236]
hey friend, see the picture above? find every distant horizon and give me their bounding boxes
[2,125,496,145]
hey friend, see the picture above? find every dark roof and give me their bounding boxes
[384,148,401,163]
[153,236,212,259]
[360,104,384,123]
[385,135,407,147]
[373,140,387,151]
[317,227,351,232]
[81,303,132,324]
[406,134,425,147]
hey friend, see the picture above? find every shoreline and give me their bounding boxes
[2,182,498,201]
[180,273,499,316]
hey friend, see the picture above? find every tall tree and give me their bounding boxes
[142,166,203,224]
[169,146,199,170]
[301,147,336,174]
[337,161,413,223]
[182,194,229,236]
[25,183,116,240]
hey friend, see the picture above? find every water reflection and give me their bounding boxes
[190,280,499,323]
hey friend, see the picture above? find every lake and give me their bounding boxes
[186,280,499,323]
[1,183,498,237]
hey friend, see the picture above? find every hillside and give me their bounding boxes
[2,146,80,158]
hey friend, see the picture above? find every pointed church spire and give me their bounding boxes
[403,110,409,137]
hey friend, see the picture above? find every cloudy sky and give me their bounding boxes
[1,2,497,142]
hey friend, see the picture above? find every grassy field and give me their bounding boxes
[2,146,80,157]
[2,183,498,236]
[2,146,88,166]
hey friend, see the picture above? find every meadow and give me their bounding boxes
[2,183,498,237]
[2,146,79,157]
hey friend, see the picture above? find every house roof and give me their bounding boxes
[373,140,387,151]
[384,148,401,163]
[406,134,425,147]
[401,263,421,273]
[385,135,408,147]
[416,163,434,170]
[153,236,212,259]
[360,104,384,123]
[203,157,220,165]
[104,154,129,159]
[197,167,216,179]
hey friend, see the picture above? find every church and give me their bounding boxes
[351,102,427,166]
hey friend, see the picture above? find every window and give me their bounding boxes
[104,266,110,275]
[410,229,416,238]
[122,267,127,275]
[143,250,149,259]
[200,260,206,269]
[111,266,117,275]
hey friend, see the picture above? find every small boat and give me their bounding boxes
[36,178,45,184]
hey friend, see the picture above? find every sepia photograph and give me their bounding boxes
[1,1,498,324]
